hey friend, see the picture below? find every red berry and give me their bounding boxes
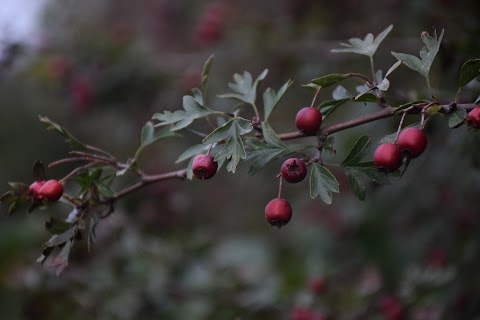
[289,307,314,320]
[295,107,322,136]
[39,179,63,202]
[373,143,402,172]
[466,106,480,129]
[377,295,404,320]
[309,277,327,294]
[192,154,218,180]
[265,198,292,228]
[70,76,94,113]
[28,180,45,201]
[281,158,307,183]
[397,128,427,158]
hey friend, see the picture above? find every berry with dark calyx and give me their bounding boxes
[281,158,307,183]
[466,106,480,129]
[295,107,322,136]
[265,198,292,228]
[397,127,427,159]
[39,179,63,202]
[192,154,218,180]
[28,180,45,201]
[374,143,402,172]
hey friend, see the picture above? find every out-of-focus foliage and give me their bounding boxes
[0,0,480,319]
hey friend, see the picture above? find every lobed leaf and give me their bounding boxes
[39,115,87,149]
[203,118,253,173]
[309,163,339,204]
[263,79,293,121]
[391,29,444,78]
[152,95,215,131]
[218,69,268,105]
[331,25,393,57]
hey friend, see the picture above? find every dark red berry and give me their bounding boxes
[265,198,292,228]
[28,180,45,201]
[309,277,327,295]
[377,295,404,320]
[397,127,427,158]
[295,107,322,135]
[192,154,218,180]
[374,143,402,172]
[466,106,480,129]
[289,307,313,320]
[281,158,307,183]
[39,179,63,202]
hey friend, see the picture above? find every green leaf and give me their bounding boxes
[203,118,253,173]
[341,135,372,166]
[201,54,214,94]
[352,162,392,185]
[310,74,350,88]
[331,25,393,57]
[457,58,480,94]
[323,136,336,157]
[391,29,444,78]
[343,167,367,200]
[203,118,253,144]
[96,182,114,198]
[218,69,268,105]
[448,108,467,128]
[261,122,287,149]
[44,226,77,248]
[248,148,288,175]
[39,115,87,149]
[152,95,215,131]
[45,217,72,234]
[309,163,339,204]
[426,104,442,115]
[140,121,155,145]
[318,98,350,120]
[263,79,293,121]
[175,144,209,163]
[342,161,391,200]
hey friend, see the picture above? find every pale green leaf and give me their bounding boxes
[218,69,268,105]
[331,25,393,57]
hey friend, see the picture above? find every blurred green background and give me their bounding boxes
[1,0,480,319]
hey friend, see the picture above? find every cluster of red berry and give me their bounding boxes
[374,106,480,172]
[28,180,63,202]
[374,127,427,172]
[265,106,322,227]
[191,106,480,229]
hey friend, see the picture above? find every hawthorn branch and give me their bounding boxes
[112,169,187,200]
[277,103,477,141]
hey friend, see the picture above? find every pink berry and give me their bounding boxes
[466,106,480,129]
[374,143,402,172]
[28,180,45,201]
[397,128,427,158]
[39,180,63,202]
